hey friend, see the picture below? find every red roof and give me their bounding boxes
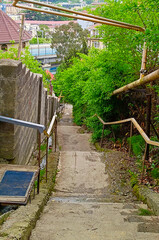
[0,10,32,44]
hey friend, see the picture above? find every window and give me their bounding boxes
[1,44,7,51]
[93,41,99,48]
[22,42,26,48]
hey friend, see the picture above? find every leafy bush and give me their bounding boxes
[129,170,138,187]
[127,135,145,158]
[54,48,132,140]
[29,37,51,44]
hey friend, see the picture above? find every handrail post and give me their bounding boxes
[129,122,133,157]
[46,136,48,182]
[145,94,152,160]
[37,132,41,194]
[141,143,148,182]
[100,124,105,147]
[55,119,57,152]
[141,94,151,182]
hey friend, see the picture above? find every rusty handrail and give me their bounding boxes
[93,114,159,180]
[12,0,145,32]
[93,114,159,147]
[43,112,58,182]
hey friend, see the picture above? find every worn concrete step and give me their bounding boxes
[30,201,159,240]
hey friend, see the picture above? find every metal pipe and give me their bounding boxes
[112,69,159,96]
[37,132,41,194]
[140,42,147,78]
[47,113,57,136]
[0,116,45,133]
[145,94,152,160]
[17,14,25,58]
[93,114,159,148]
[13,0,145,32]
[46,137,48,182]
[129,122,133,157]
[55,119,57,152]
[13,2,145,32]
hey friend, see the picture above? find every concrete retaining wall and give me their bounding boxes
[0,59,59,165]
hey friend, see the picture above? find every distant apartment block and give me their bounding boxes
[87,24,105,49]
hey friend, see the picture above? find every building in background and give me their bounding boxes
[87,24,105,49]
[0,10,31,51]
[15,20,77,37]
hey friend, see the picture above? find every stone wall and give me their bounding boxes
[0,59,59,165]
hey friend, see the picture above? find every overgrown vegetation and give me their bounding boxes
[54,0,158,137]
[53,0,158,187]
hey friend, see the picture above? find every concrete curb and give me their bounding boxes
[138,186,159,215]
[133,185,159,215]
[0,152,59,240]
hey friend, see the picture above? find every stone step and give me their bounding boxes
[30,200,159,240]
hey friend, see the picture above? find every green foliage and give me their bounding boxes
[151,168,159,179]
[40,143,47,151]
[53,0,158,141]
[0,46,50,89]
[127,135,145,158]
[129,170,138,187]
[51,22,88,63]
[37,25,50,38]
[29,37,51,44]
[54,48,133,140]
[138,208,153,216]
[24,9,68,21]
[91,0,159,74]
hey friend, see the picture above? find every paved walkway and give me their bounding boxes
[30,104,159,240]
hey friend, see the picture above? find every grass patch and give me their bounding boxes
[40,144,47,151]
[0,212,11,226]
[138,208,153,216]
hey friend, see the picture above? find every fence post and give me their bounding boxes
[46,137,48,182]
[55,119,57,152]
[129,121,133,157]
[141,94,152,182]
[145,94,152,160]
[37,132,41,194]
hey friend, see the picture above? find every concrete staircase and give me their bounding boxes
[30,104,159,240]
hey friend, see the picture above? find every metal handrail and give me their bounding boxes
[0,116,45,133]
[93,114,159,147]
[0,113,58,190]
[13,0,145,32]
[44,112,58,182]
[93,114,159,180]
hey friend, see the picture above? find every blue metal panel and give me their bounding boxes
[0,170,34,197]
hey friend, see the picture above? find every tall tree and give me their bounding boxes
[37,25,50,38]
[91,0,159,75]
[51,22,88,64]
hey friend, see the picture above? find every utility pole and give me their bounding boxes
[17,14,25,59]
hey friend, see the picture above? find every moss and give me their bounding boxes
[138,208,154,216]
[0,232,8,237]
[0,212,12,226]
[94,142,111,153]
[133,185,146,202]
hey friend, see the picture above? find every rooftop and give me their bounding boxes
[0,10,31,44]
